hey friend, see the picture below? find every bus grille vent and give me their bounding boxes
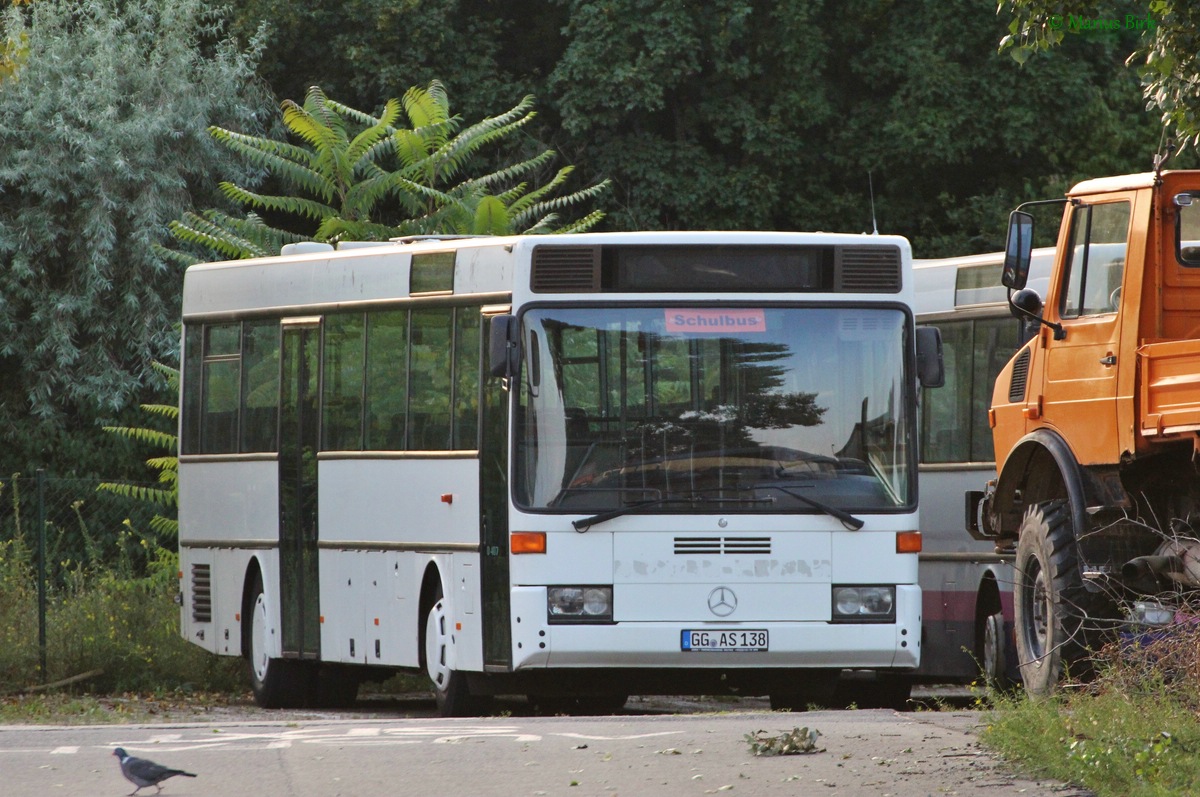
[191,564,212,623]
[1009,347,1031,402]
[531,245,601,292]
[674,536,772,555]
[835,246,902,293]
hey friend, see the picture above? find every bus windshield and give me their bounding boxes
[515,305,914,515]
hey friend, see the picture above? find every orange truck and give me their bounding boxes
[969,168,1200,696]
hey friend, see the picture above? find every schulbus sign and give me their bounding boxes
[665,309,766,333]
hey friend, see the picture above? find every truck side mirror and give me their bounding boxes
[916,326,945,388]
[1010,289,1043,343]
[488,314,519,377]
[1003,210,1034,290]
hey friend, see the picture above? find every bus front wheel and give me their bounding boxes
[423,589,485,716]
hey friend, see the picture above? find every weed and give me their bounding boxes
[745,727,824,756]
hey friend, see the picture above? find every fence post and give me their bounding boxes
[36,468,47,682]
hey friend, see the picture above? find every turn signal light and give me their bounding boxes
[896,531,922,553]
[511,531,547,554]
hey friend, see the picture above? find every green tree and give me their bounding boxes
[999,2,1200,149]
[548,0,1158,246]
[0,0,273,477]
[224,1,1181,254]
[98,362,179,539]
[169,82,610,262]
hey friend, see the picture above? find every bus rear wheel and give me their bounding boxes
[978,608,1011,691]
[424,588,486,717]
[247,575,306,708]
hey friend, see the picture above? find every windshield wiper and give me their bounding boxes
[571,495,773,532]
[755,485,864,531]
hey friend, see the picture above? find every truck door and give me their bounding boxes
[1040,198,1132,465]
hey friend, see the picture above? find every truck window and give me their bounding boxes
[1060,201,1130,318]
[1179,195,1200,266]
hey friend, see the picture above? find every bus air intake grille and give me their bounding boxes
[835,246,902,293]
[1009,347,1031,402]
[674,536,772,555]
[191,564,212,623]
[531,245,601,292]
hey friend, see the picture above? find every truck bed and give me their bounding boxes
[1139,338,1200,438]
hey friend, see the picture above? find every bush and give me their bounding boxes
[0,474,243,694]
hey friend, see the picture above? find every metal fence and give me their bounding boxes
[0,471,165,573]
[0,470,169,680]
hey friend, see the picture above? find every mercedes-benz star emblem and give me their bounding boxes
[707,586,737,617]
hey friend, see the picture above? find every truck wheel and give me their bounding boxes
[1013,500,1105,697]
[423,586,487,717]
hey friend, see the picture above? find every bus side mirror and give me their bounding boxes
[488,314,519,377]
[1003,210,1034,290]
[916,326,945,388]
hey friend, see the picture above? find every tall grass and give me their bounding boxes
[0,476,242,695]
[984,626,1200,796]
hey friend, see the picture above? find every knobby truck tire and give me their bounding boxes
[1013,500,1111,698]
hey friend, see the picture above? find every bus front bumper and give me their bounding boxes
[508,584,920,670]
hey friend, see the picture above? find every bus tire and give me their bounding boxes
[1013,500,1107,698]
[246,574,306,708]
[769,669,839,711]
[838,677,912,711]
[979,609,1011,691]
[424,587,484,717]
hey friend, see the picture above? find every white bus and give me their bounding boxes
[178,231,943,715]
[911,248,1053,686]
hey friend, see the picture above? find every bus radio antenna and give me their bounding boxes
[868,171,879,235]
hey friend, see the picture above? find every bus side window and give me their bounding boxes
[365,309,409,451]
[453,308,481,450]
[409,308,454,450]
[241,321,280,452]
[322,313,366,451]
[200,323,241,454]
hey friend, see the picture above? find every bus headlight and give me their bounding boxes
[547,586,613,623]
[832,585,895,622]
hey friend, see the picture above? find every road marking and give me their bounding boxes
[7,724,687,757]
[555,732,681,741]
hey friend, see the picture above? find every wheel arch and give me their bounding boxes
[993,429,1090,544]
[417,562,446,669]
[240,557,266,658]
[974,569,1003,618]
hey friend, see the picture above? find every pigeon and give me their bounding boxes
[112,748,197,795]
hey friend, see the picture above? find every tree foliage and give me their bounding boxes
[98,362,179,539]
[170,82,609,261]
[225,0,1182,256]
[0,0,273,476]
[999,1,1200,149]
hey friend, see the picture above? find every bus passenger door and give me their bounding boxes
[279,318,321,661]
[480,316,512,668]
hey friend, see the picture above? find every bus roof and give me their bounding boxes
[182,231,913,321]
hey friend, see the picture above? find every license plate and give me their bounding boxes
[681,629,768,652]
